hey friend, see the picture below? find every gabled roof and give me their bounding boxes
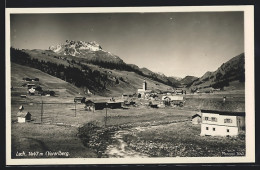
[200,101,245,112]
[151,101,160,105]
[192,114,201,119]
[17,111,31,118]
[93,99,110,103]
[107,101,124,104]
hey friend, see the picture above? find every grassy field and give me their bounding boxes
[11,103,198,158]
[123,122,245,157]
[11,123,98,158]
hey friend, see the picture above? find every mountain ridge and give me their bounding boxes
[12,40,245,95]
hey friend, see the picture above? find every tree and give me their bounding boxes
[115,78,119,84]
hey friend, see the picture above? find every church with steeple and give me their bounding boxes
[137,80,151,98]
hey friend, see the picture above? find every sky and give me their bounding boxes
[10,12,244,78]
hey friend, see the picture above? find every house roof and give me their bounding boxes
[201,109,245,116]
[192,114,201,119]
[107,101,124,104]
[17,111,31,118]
[162,95,184,101]
[74,97,85,100]
[151,101,160,105]
[85,100,94,104]
[200,101,245,112]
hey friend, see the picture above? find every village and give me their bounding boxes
[11,73,246,158]
[17,78,245,138]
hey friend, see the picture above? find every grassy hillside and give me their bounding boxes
[22,48,181,88]
[11,48,174,97]
[189,53,245,91]
[11,62,86,103]
[180,76,198,85]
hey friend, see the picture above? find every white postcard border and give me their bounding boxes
[5,6,255,165]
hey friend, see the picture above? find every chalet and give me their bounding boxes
[199,101,245,137]
[200,110,245,136]
[162,95,184,107]
[17,105,31,123]
[192,113,202,124]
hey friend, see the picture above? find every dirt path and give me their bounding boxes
[104,130,149,158]
[104,120,190,158]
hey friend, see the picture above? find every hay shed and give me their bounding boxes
[192,114,202,124]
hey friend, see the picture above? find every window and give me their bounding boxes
[211,117,217,122]
[213,128,216,131]
[227,129,230,132]
[206,127,209,130]
[205,117,209,121]
[224,119,232,123]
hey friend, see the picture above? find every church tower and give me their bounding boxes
[143,80,147,91]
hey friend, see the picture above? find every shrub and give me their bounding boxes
[77,121,113,157]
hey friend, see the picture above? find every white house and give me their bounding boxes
[162,95,184,107]
[28,87,36,95]
[200,109,245,137]
[162,95,184,101]
[17,105,31,123]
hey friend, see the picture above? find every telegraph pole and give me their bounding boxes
[41,99,43,124]
[75,101,77,117]
[105,103,108,127]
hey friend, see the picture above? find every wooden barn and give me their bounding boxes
[107,101,123,109]
[93,101,107,110]
[91,100,124,110]
[84,100,95,111]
